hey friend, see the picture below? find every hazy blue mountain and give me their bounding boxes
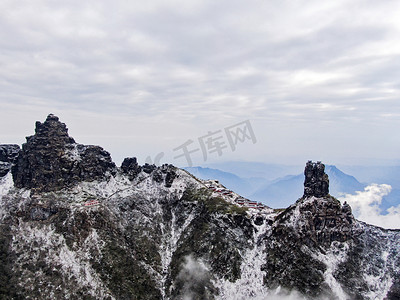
[250,174,304,208]
[185,164,367,209]
[249,165,365,208]
[183,166,265,197]
[204,161,302,181]
[339,165,400,188]
[325,165,366,196]
[187,162,399,211]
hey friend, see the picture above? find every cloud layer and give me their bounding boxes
[1,0,400,164]
[339,184,400,229]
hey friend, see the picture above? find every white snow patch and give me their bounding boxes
[213,219,270,299]
[381,250,390,262]
[64,144,82,161]
[0,171,14,198]
[159,209,196,299]
[311,241,349,299]
[0,172,16,220]
[11,223,114,300]
[363,272,393,300]
[360,235,396,300]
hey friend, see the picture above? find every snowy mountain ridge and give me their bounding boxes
[0,115,399,299]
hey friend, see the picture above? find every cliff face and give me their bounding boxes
[0,115,399,300]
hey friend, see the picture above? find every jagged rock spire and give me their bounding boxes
[303,160,329,198]
[30,113,76,145]
[12,114,116,192]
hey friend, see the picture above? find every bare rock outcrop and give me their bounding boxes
[303,160,329,198]
[0,144,20,177]
[11,114,116,192]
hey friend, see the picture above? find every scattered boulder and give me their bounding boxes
[164,169,177,188]
[121,157,142,180]
[152,170,163,183]
[341,201,352,216]
[142,163,156,174]
[161,164,177,188]
[0,162,10,177]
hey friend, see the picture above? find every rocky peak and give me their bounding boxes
[121,157,142,180]
[11,114,116,192]
[273,161,356,249]
[30,114,75,145]
[303,160,329,198]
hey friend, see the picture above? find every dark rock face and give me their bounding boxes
[0,144,20,177]
[121,157,142,180]
[11,114,116,192]
[149,164,177,187]
[121,159,177,188]
[297,162,355,246]
[161,164,177,188]
[263,161,360,296]
[165,171,176,188]
[265,196,357,296]
[0,144,20,163]
[304,160,329,198]
[0,163,10,178]
[142,163,157,174]
[298,196,356,246]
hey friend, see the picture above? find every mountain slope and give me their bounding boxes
[0,115,399,299]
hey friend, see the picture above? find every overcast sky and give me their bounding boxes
[1,0,399,167]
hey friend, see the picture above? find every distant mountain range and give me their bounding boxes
[203,161,301,181]
[183,166,265,197]
[339,165,400,189]
[250,165,365,208]
[185,162,399,209]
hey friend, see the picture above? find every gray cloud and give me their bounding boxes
[1,0,399,165]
